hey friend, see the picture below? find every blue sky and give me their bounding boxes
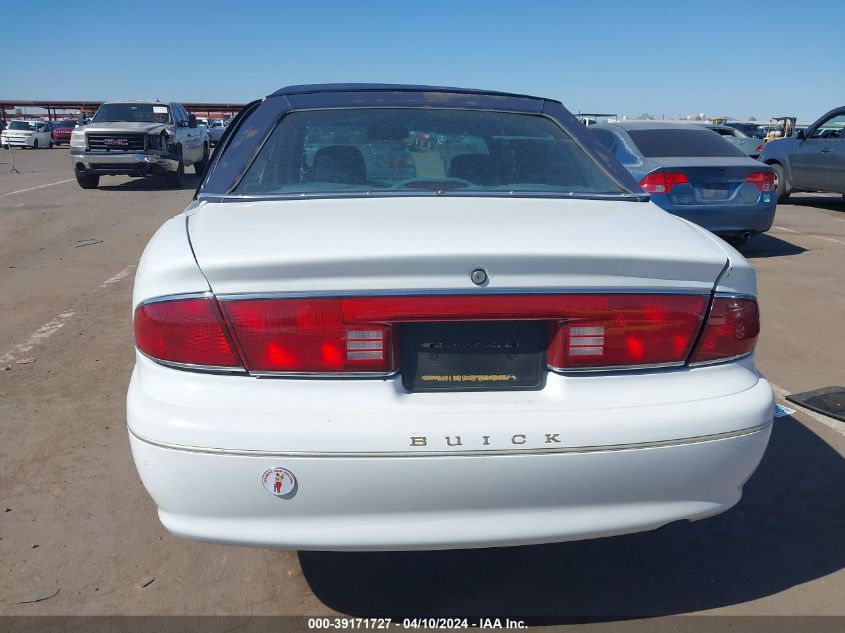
[4,0,843,121]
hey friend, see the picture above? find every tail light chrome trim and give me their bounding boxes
[248,370,399,379]
[138,291,214,304]
[548,360,686,374]
[686,352,753,368]
[215,287,713,301]
[137,349,248,375]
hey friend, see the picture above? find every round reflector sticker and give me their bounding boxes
[262,467,297,499]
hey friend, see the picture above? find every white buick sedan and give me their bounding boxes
[128,84,773,551]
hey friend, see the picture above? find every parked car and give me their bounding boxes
[590,122,776,247]
[70,100,209,189]
[699,124,765,159]
[51,119,77,146]
[207,119,226,146]
[128,84,773,551]
[193,118,210,158]
[1,120,54,149]
[725,122,766,139]
[759,106,845,201]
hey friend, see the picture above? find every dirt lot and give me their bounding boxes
[1,148,843,625]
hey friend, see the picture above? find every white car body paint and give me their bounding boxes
[1,120,53,148]
[128,195,773,551]
[185,197,732,297]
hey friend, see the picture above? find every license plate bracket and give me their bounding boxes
[399,321,547,392]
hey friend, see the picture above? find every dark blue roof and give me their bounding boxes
[269,83,554,102]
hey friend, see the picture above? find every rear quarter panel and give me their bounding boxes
[133,205,210,309]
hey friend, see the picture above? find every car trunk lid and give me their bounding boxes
[648,158,769,206]
[187,196,728,296]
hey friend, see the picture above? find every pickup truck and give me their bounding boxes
[760,106,845,201]
[70,100,209,189]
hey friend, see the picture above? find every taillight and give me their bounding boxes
[133,293,757,374]
[219,294,709,373]
[755,144,765,153]
[689,297,759,364]
[745,171,775,192]
[547,294,708,369]
[134,297,241,367]
[221,299,392,373]
[639,172,689,194]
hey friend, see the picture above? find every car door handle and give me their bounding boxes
[821,148,833,153]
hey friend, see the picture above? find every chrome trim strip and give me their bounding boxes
[548,360,685,374]
[138,291,212,306]
[252,370,398,379]
[129,421,773,459]
[137,349,247,376]
[216,288,712,301]
[197,191,649,204]
[713,292,757,300]
[689,351,753,368]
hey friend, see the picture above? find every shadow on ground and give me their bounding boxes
[96,172,200,193]
[742,232,807,259]
[786,194,845,213]
[299,417,844,622]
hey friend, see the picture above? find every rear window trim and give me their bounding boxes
[213,105,646,202]
[201,190,649,203]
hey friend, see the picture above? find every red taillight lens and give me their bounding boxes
[219,294,708,373]
[640,172,689,194]
[221,299,391,373]
[689,297,759,364]
[755,144,765,153]
[546,294,708,369]
[134,297,241,367]
[745,171,775,192]
[135,294,756,373]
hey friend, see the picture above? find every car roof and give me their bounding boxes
[199,83,644,197]
[268,83,552,101]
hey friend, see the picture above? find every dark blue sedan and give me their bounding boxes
[590,122,776,247]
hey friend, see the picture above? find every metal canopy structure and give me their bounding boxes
[0,100,247,123]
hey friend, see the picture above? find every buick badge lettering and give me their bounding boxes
[409,433,562,448]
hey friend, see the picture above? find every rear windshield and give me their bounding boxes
[728,123,764,137]
[710,127,743,137]
[235,108,624,196]
[56,120,76,128]
[9,121,35,130]
[92,103,171,124]
[627,129,745,158]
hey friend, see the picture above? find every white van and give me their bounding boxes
[1,120,54,149]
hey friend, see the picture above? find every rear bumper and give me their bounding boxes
[70,150,179,176]
[130,424,771,551]
[650,196,776,235]
[128,354,774,550]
